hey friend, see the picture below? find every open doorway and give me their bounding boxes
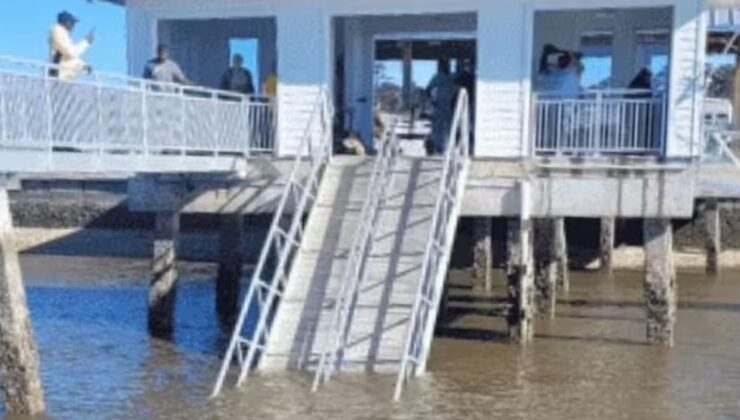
[332,13,477,155]
[373,37,476,155]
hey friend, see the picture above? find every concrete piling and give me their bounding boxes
[149,211,180,339]
[472,217,493,293]
[643,219,677,346]
[553,218,569,294]
[600,217,615,274]
[216,213,245,327]
[704,200,721,275]
[0,188,45,415]
[533,219,556,319]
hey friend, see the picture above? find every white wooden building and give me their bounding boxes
[118,0,715,160]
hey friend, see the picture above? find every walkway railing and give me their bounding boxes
[211,89,332,397]
[0,56,276,171]
[312,119,401,392]
[532,89,666,156]
[394,90,471,401]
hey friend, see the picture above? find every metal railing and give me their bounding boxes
[394,90,471,401]
[312,119,401,392]
[0,55,277,167]
[532,89,667,156]
[703,130,740,169]
[211,90,332,397]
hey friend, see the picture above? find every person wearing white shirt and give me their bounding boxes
[49,11,94,81]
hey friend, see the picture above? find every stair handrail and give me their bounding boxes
[312,120,402,391]
[704,130,740,170]
[394,89,471,401]
[212,88,332,397]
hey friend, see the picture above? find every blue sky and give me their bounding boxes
[0,0,127,73]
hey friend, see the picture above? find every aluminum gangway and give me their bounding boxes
[211,91,332,396]
[0,56,276,174]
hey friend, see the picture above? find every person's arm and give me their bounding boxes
[51,26,90,59]
[172,62,192,85]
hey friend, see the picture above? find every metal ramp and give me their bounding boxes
[211,92,332,396]
[0,56,276,174]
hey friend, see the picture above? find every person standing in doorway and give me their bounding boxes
[143,44,192,87]
[220,54,255,95]
[426,58,456,155]
[49,11,94,81]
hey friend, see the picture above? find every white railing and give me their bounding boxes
[312,120,401,392]
[0,55,277,164]
[532,89,667,156]
[211,90,332,397]
[394,90,470,401]
[703,130,740,169]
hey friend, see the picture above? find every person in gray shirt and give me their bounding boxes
[143,44,191,86]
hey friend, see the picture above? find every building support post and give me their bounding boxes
[216,213,245,328]
[600,217,615,274]
[643,219,677,346]
[149,211,180,339]
[704,200,721,275]
[534,219,556,319]
[472,217,493,293]
[0,188,45,415]
[553,218,570,294]
[507,182,534,343]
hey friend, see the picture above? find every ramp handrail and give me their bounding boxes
[211,89,332,397]
[704,130,740,168]
[0,55,277,165]
[394,90,471,400]
[312,120,402,391]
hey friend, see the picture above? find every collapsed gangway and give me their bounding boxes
[212,91,471,400]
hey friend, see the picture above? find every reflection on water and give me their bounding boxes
[5,256,740,419]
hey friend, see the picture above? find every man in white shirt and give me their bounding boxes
[49,11,94,81]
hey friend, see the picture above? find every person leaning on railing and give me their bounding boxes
[143,44,193,92]
[49,11,94,81]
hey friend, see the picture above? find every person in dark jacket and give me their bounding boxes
[220,54,255,95]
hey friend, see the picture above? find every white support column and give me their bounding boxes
[472,217,493,293]
[600,217,616,274]
[704,200,721,275]
[507,182,534,343]
[0,188,45,415]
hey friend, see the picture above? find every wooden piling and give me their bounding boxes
[600,217,615,274]
[704,200,721,275]
[0,188,45,415]
[472,217,493,293]
[507,182,535,343]
[533,219,556,319]
[553,218,570,294]
[216,213,245,327]
[149,211,180,339]
[643,219,677,346]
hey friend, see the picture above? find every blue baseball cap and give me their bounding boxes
[57,11,79,25]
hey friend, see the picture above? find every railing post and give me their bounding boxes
[95,75,104,166]
[142,82,149,157]
[43,71,54,170]
[0,75,6,145]
[594,91,604,155]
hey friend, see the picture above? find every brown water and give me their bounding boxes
[6,255,740,419]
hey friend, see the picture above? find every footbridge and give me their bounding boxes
[0,56,276,174]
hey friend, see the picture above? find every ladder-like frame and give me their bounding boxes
[394,90,471,400]
[212,92,333,397]
[312,122,401,391]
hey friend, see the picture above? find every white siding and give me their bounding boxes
[666,0,705,158]
[476,2,530,157]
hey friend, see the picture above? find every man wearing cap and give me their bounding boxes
[50,11,94,81]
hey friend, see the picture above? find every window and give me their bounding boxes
[635,31,670,91]
[229,38,260,89]
[580,32,614,89]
